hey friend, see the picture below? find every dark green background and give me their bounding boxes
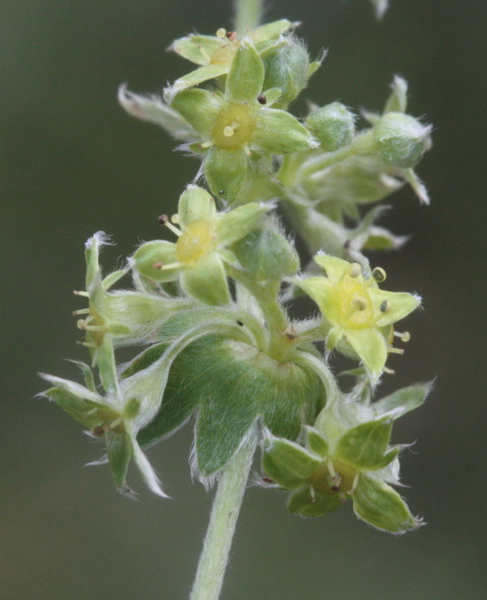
[2,1,485,598]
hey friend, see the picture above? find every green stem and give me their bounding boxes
[189,434,257,600]
[234,0,263,34]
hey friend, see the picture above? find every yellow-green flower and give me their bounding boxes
[295,253,420,376]
[133,185,270,305]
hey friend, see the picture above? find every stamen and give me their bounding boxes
[388,347,404,355]
[92,425,105,437]
[223,125,235,137]
[152,260,182,271]
[394,330,411,342]
[158,215,182,237]
[72,308,90,316]
[171,214,180,224]
[380,300,390,313]
[349,263,362,278]
[327,459,337,479]
[108,417,124,430]
[76,341,97,348]
[226,31,237,41]
[243,143,251,157]
[216,28,227,39]
[372,267,387,283]
[73,290,89,297]
[83,325,106,332]
[309,485,316,502]
[383,366,395,375]
[200,140,215,149]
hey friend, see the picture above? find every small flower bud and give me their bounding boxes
[373,112,432,169]
[262,36,310,106]
[305,102,355,151]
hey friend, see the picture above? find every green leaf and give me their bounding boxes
[287,485,343,517]
[335,418,393,470]
[352,474,421,533]
[263,438,321,489]
[226,41,264,103]
[373,382,433,420]
[305,426,329,458]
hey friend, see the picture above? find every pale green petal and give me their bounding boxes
[181,253,230,305]
[295,276,338,321]
[251,19,294,44]
[226,40,264,103]
[178,185,216,227]
[171,65,229,96]
[171,89,224,138]
[371,289,421,327]
[171,35,225,66]
[313,253,352,282]
[253,108,316,153]
[345,327,388,376]
[216,202,269,246]
[204,146,248,202]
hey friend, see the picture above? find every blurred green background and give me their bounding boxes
[1,0,486,598]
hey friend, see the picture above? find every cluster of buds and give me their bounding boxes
[43,13,432,534]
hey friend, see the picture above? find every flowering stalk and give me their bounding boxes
[41,0,433,598]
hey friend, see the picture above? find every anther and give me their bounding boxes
[349,263,362,278]
[200,141,215,149]
[223,125,235,137]
[394,330,411,343]
[380,300,390,313]
[158,214,169,225]
[372,267,387,283]
[92,426,105,437]
[331,485,340,492]
[152,261,165,270]
[216,28,227,39]
[171,214,180,224]
[158,216,182,237]
[225,31,237,41]
[257,94,267,104]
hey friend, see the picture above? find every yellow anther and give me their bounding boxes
[216,28,227,39]
[171,214,180,224]
[372,267,387,283]
[349,263,362,278]
[395,330,411,343]
[223,125,235,137]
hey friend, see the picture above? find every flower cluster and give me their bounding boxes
[43,10,432,538]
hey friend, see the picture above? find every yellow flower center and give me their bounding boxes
[309,459,356,495]
[175,219,215,264]
[212,102,257,150]
[335,277,374,329]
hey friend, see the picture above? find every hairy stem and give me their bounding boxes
[234,0,263,33]
[189,433,257,600]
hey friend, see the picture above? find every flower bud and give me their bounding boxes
[305,102,355,151]
[373,112,431,169]
[262,36,310,106]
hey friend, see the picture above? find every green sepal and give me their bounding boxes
[42,387,107,429]
[171,65,229,96]
[118,85,196,141]
[263,438,321,489]
[352,474,421,533]
[372,382,433,420]
[106,430,133,493]
[373,112,431,169]
[171,88,224,139]
[230,226,299,281]
[334,418,393,470]
[287,485,343,517]
[226,40,264,103]
[171,34,225,66]
[132,240,178,283]
[304,426,329,458]
[181,253,231,306]
[254,109,316,153]
[204,146,248,202]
